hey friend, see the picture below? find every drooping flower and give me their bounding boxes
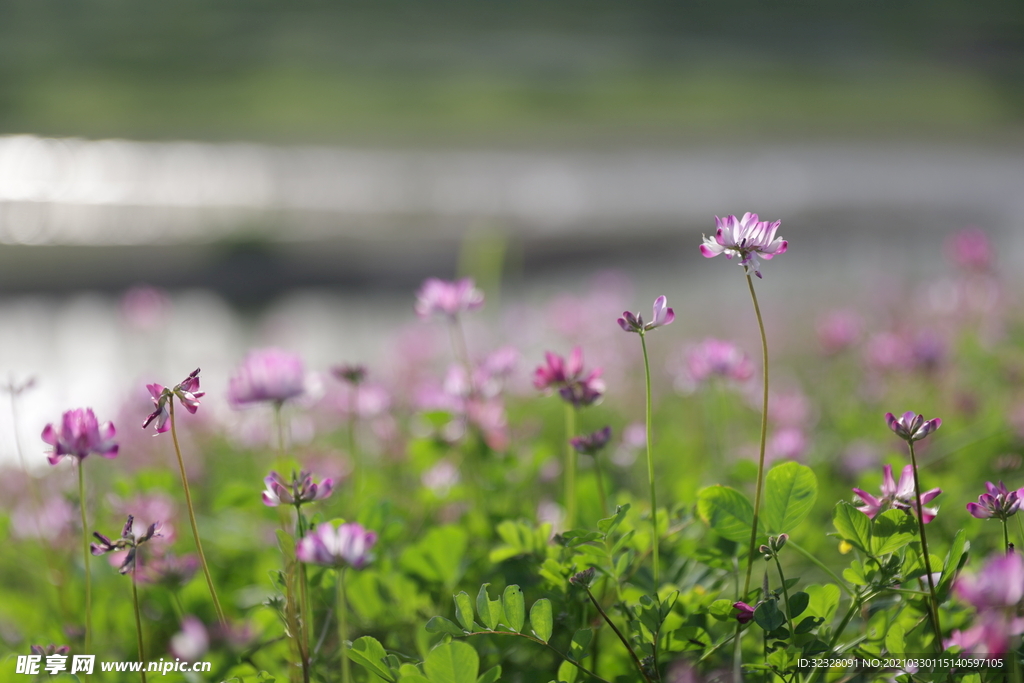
[296,522,377,569]
[143,368,205,434]
[570,427,613,456]
[90,515,162,575]
[414,277,484,319]
[700,212,788,278]
[967,482,1023,520]
[618,296,675,333]
[852,464,942,523]
[42,408,118,465]
[885,411,942,443]
[533,346,604,408]
[228,349,305,407]
[733,601,756,624]
[261,470,334,507]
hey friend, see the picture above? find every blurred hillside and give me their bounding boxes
[1,0,1023,146]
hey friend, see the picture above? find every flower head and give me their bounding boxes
[674,339,754,392]
[42,408,118,465]
[945,227,993,272]
[967,482,1023,520]
[90,515,162,575]
[30,644,70,657]
[228,349,305,407]
[414,277,484,319]
[570,427,613,456]
[955,551,1024,611]
[296,522,377,569]
[143,368,205,434]
[331,364,367,386]
[852,464,942,523]
[885,411,941,443]
[262,470,334,507]
[533,346,604,408]
[700,212,787,278]
[618,295,675,334]
[733,601,756,624]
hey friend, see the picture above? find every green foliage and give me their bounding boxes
[697,485,759,543]
[763,462,818,534]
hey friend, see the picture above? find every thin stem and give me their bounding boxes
[274,402,286,457]
[640,333,659,586]
[592,451,609,518]
[449,315,476,398]
[743,271,770,597]
[338,568,351,683]
[296,507,313,680]
[1004,518,1012,553]
[907,440,942,652]
[772,556,796,641]
[78,463,92,655]
[584,587,653,683]
[1017,514,1024,550]
[169,400,226,624]
[348,386,359,499]
[564,403,578,530]
[132,555,148,683]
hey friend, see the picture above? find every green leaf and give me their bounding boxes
[502,585,525,633]
[454,592,475,631]
[568,629,592,662]
[832,501,872,555]
[885,623,906,655]
[803,584,840,623]
[871,510,917,555]
[753,599,786,632]
[709,599,738,621]
[938,530,968,599]
[348,636,397,682]
[477,666,502,683]
[697,485,758,543]
[399,526,468,589]
[597,504,631,536]
[423,641,479,683]
[399,676,432,683]
[557,660,578,683]
[426,617,466,637]
[530,598,553,643]
[476,584,505,631]
[787,591,809,619]
[763,462,818,534]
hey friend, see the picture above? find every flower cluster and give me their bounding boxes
[852,464,942,523]
[42,408,119,465]
[91,515,162,575]
[570,427,612,456]
[261,470,335,507]
[414,277,484,319]
[947,552,1024,655]
[617,296,674,334]
[533,346,604,408]
[885,411,942,443]
[143,369,205,434]
[967,481,1023,520]
[228,350,305,406]
[296,522,377,569]
[700,212,787,278]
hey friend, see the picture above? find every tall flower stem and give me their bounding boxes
[78,464,92,654]
[907,440,942,651]
[337,568,351,683]
[592,450,609,517]
[347,387,360,499]
[169,400,226,624]
[564,404,578,530]
[742,271,769,596]
[131,558,148,683]
[640,332,659,585]
[1004,519,1012,553]
[772,555,795,640]
[449,315,477,398]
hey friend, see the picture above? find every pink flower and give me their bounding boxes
[571,427,613,456]
[816,310,862,354]
[700,212,788,278]
[852,464,941,523]
[42,408,118,464]
[885,411,942,443]
[143,368,205,434]
[618,295,675,333]
[955,551,1024,611]
[90,515,162,575]
[262,470,334,507]
[946,613,1024,657]
[765,427,808,463]
[414,277,484,319]
[733,602,756,624]
[533,346,604,408]
[967,482,1023,520]
[296,522,377,569]
[945,227,993,272]
[228,349,305,406]
[672,338,754,393]
[169,616,209,660]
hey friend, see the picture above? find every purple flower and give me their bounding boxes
[948,552,1024,656]
[618,295,675,333]
[30,644,70,657]
[533,346,604,408]
[42,408,118,465]
[169,616,210,660]
[967,482,1023,520]
[228,349,305,406]
[138,552,199,587]
[700,212,788,278]
[885,411,942,443]
[733,601,756,624]
[571,427,613,456]
[945,227,993,272]
[816,310,862,355]
[671,338,754,393]
[852,464,942,524]
[90,515,162,575]
[946,613,1024,657]
[296,522,377,569]
[414,277,484,319]
[261,470,334,507]
[143,368,205,434]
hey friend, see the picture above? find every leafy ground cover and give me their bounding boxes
[1,219,1022,682]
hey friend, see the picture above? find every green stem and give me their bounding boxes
[743,271,770,597]
[169,400,226,624]
[773,555,796,641]
[78,463,92,656]
[348,387,360,500]
[593,451,609,518]
[584,587,653,683]
[132,555,148,683]
[296,507,313,680]
[338,568,350,683]
[1004,518,1012,553]
[907,440,942,652]
[564,403,578,530]
[640,333,659,586]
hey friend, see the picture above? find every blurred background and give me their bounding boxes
[2,0,1024,464]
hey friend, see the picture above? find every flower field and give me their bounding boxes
[2,218,1023,683]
